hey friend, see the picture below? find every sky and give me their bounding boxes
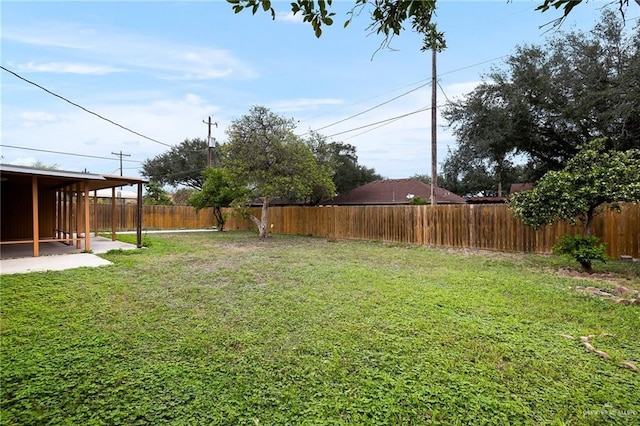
[1,0,634,187]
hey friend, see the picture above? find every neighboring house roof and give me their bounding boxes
[466,196,507,204]
[94,188,138,199]
[247,196,310,207]
[327,179,466,205]
[509,183,534,194]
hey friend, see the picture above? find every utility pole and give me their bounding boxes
[202,116,218,167]
[111,150,131,176]
[430,47,437,207]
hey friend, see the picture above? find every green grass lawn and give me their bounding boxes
[2,232,639,425]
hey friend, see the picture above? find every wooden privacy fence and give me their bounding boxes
[93,203,639,258]
[225,204,639,258]
[92,204,214,231]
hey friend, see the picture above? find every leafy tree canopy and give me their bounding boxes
[142,138,211,190]
[227,0,632,48]
[143,181,174,206]
[223,106,335,238]
[32,161,60,170]
[171,188,197,206]
[306,132,382,198]
[189,167,249,231]
[509,138,640,236]
[442,9,640,195]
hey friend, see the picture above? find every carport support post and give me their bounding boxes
[93,191,98,237]
[111,187,116,241]
[75,184,82,249]
[136,182,142,248]
[84,182,91,252]
[31,176,39,257]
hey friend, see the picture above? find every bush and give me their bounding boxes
[553,234,607,273]
[408,196,428,205]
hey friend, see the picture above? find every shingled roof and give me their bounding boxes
[509,183,535,193]
[327,179,466,205]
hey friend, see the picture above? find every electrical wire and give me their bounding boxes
[302,54,509,136]
[437,80,452,105]
[1,65,173,148]
[305,82,431,134]
[325,106,430,138]
[2,53,510,159]
[342,116,406,141]
[0,144,143,163]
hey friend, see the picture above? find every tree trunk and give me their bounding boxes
[258,197,269,238]
[580,260,594,274]
[213,207,225,232]
[248,196,270,239]
[584,205,596,236]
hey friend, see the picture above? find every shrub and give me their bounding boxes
[553,234,607,273]
[409,196,428,205]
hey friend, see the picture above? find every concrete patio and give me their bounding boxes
[0,236,139,275]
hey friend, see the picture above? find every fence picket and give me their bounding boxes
[91,203,639,257]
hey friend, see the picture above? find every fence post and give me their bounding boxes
[469,204,475,249]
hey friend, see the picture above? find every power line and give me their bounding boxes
[303,54,509,136]
[439,54,509,77]
[1,65,173,148]
[0,144,143,163]
[306,82,431,134]
[437,80,452,105]
[325,107,430,138]
[343,116,405,141]
[337,100,451,141]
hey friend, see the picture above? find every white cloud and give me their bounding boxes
[444,81,481,101]
[19,111,57,122]
[276,12,304,23]
[17,61,122,75]
[4,22,258,81]
[8,156,38,166]
[19,111,58,127]
[1,92,224,175]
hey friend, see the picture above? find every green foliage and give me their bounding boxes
[536,0,630,29]
[510,138,640,235]
[229,0,440,49]
[411,173,431,184]
[2,233,639,424]
[408,195,428,205]
[143,181,173,206]
[553,234,608,273]
[223,106,335,237]
[443,10,640,193]
[170,187,196,206]
[307,133,382,199]
[227,0,629,51]
[31,160,60,170]
[142,138,209,190]
[189,167,249,231]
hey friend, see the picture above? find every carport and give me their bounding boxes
[0,164,145,257]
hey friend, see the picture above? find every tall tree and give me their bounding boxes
[443,10,639,193]
[223,106,335,238]
[142,138,211,190]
